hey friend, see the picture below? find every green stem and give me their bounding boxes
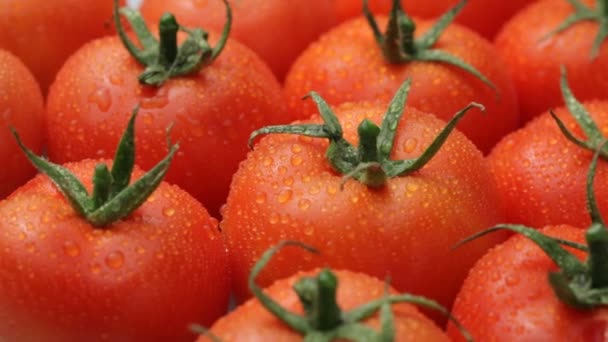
[586,224,608,288]
[599,0,608,17]
[157,14,179,68]
[294,269,343,331]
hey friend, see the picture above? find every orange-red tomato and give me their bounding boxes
[0,0,122,94]
[284,16,518,154]
[0,49,44,199]
[447,226,604,341]
[495,0,608,123]
[140,0,337,80]
[200,269,450,341]
[334,0,532,39]
[488,101,608,228]
[0,160,230,341]
[221,101,506,321]
[45,31,287,217]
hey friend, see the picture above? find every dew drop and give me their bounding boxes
[350,196,359,203]
[63,241,80,257]
[291,144,302,153]
[269,213,280,224]
[141,94,169,109]
[277,190,293,204]
[505,275,519,286]
[18,232,26,241]
[25,242,36,253]
[163,207,176,217]
[291,155,303,166]
[105,251,125,269]
[326,184,338,195]
[255,193,267,204]
[88,88,112,112]
[304,226,314,236]
[109,74,123,85]
[406,183,419,192]
[91,263,102,274]
[298,199,311,211]
[263,157,273,166]
[403,138,418,153]
[135,246,145,255]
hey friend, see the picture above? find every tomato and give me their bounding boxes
[488,70,608,228]
[140,0,337,81]
[0,111,230,341]
[198,241,458,341]
[284,5,518,154]
[221,82,506,323]
[0,49,44,199]
[495,0,608,123]
[0,0,122,94]
[335,0,531,39]
[45,3,287,217]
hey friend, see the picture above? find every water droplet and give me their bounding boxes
[263,157,273,166]
[255,193,267,204]
[156,252,165,260]
[105,251,125,269]
[406,183,419,192]
[326,184,338,195]
[291,155,303,166]
[403,138,418,153]
[304,226,314,236]
[163,207,176,217]
[63,241,80,257]
[350,196,359,203]
[18,232,26,241]
[277,190,293,204]
[291,144,302,153]
[88,88,112,112]
[269,213,280,224]
[110,75,123,85]
[283,177,294,186]
[91,263,102,274]
[141,94,169,109]
[298,199,311,211]
[135,246,145,255]
[505,275,519,286]
[25,242,36,253]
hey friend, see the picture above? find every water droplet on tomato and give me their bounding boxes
[304,226,314,236]
[291,144,302,153]
[135,246,145,255]
[141,94,169,109]
[403,138,418,153]
[88,89,112,112]
[105,251,124,269]
[25,242,36,253]
[163,207,176,217]
[298,199,311,211]
[326,184,338,195]
[255,193,267,204]
[291,155,303,166]
[277,190,293,204]
[505,275,519,286]
[109,75,123,85]
[269,213,280,224]
[91,263,102,274]
[406,183,419,192]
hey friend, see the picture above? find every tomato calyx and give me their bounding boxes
[550,66,608,158]
[249,79,483,188]
[12,106,179,228]
[362,0,497,93]
[248,241,473,342]
[112,0,232,86]
[455,143,608,309]
[543,0,608,58]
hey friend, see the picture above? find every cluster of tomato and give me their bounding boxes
[1,0,608,341]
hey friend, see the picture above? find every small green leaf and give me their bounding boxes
[91,164,112,210]
[376,78,412,162]
[416,0,467,49]
[110,106,138,197]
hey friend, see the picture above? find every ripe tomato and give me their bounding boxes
[335,0,531,39]
[0,49,44,199]
[0,112,230,341]
[140,0,336,80]
[0,0,122,94]
[488,69,608,228]
[221,87,506,322]
[45,4,287,217]
[495,0,608,123]
[198,241,458,341]
[284,10,518,154]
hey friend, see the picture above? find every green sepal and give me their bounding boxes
[12,106,179,228]
[362,0,497,93]
[542,0,608,58]
[113,0,232,86]
[249,78,479,188]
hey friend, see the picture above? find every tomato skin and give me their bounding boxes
[0,0,122,94]
[495,0,608,123]
[487,101,608,229]
[140,0,336,81]
[334,0,532,39]
[0,159,230,342]
[284,16,519,154]
[221,102,507,321]
[0,49,44,199]
[199,269,449,341]
[447,226,607,341]
[45,34,287,217]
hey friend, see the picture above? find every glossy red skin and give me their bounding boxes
[488,101,608,229]
[221,102,507,323]
[140,0,337,81]
[495,0,608,123]
[447,226,608,341]
[0,159,230,342]
[284,16,519,154]
[199,269,450,341]
[45,34,287,218]
[0,0,122,94]
[0,49,44,199]
[335,0,532,39]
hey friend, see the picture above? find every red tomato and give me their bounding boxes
[448,226,602,341]
[140,0,337,80]
[488,100,608,228]
[335,0,532,39]
[201,269,450,341]
[221,98,506,322]
[0,49,44,199]
[495,0,608,123]
[45,6,287,217]
[0,159,230,341]
[284,14,518,154]
[0,0,122,94]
